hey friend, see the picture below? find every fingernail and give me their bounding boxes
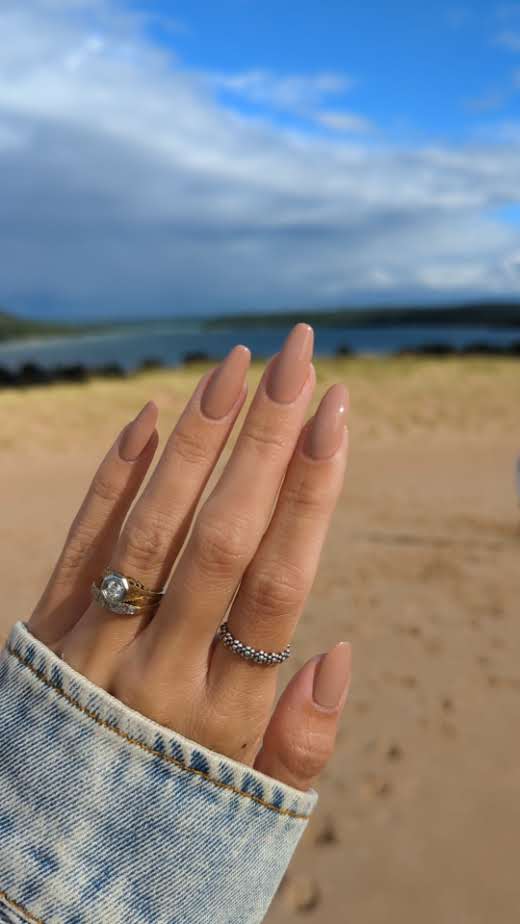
[304,383,348,460]
[313,641,352,710]
[266,323,314,403]
[201,345,251,419]
[119,401,158,461]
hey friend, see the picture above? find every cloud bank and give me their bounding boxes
[1,0,520,319]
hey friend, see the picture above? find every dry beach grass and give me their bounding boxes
[1,355,519,923]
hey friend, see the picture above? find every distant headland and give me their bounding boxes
[1,301,520,343]
[0,309,101,342]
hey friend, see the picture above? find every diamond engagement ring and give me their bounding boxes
[91,568,165,616]
[216,620,291,666]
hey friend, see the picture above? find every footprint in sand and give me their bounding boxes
[441,720,457,738]
[314,815,339,846]
[386,743,403,762]
[360,775,394,800]
[279,874,322,913]
[424,637,444,655]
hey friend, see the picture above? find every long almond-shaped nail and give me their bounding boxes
[304,383,348,460]
[313,641,352,710]
[119,400,158,461]
[266,323,314,403]
[201,344,251,419]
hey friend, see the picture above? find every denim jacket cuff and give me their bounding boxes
[0,620,318,924]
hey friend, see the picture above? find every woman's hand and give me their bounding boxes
[28,323,351,793]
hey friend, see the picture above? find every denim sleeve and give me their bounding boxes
[0,621,318,924]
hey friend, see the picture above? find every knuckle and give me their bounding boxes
[169,425,210,467]
[240,420,288,459]
[120,508,172,566]
[242,560,305,619]
[192,511,250,577]
[89,470,122,506]
[281,478,330,520]
[280,727,334,782]
[61,520,99,572]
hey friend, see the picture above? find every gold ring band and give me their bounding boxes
[91,568,165,616]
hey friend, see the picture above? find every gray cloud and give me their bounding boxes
[1,0,520,319]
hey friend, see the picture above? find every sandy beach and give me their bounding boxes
[1,355,519,923]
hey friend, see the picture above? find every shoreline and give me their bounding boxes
[0,339,518,390]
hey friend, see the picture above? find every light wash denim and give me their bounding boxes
[0,621,319,924]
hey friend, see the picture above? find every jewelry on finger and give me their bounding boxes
[216,620,291,666]
[91,568,165,616]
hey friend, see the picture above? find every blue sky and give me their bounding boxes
[1,0,520,319]
[141,0,520,142]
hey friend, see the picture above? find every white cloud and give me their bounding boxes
[64,34,106,72]
[465,88,508,113]
[446,7,473,28]
[211,69,366,139]
[314,111,372,133]
[494,30,520,50]
[0,0,519,319]
[496,3,520,19]
[211,69,353,114]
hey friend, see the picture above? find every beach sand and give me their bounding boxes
[1,355,519,923]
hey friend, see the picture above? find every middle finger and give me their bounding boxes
[144,323,315,668]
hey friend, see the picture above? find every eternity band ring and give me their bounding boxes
[216,620,291,666]
[91,568,165,616]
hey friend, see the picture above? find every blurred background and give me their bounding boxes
[1,1,519,921]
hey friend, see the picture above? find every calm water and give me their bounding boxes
[0,324,518,372]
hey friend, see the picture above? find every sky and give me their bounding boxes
[1,0,520,320]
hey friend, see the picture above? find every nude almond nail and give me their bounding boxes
[313,641,352,710]
[200,345,250,419]
[266,323,314,403]
[119,401,158,462]
[304,383,348,460]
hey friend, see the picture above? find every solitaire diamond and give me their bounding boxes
[101,574,127,604]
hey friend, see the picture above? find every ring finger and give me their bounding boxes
[64,345,250,665]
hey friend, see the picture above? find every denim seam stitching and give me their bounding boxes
[0,889,44,924]
[5,643,311,821]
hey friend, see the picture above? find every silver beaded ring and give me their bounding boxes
[216,621,291,666]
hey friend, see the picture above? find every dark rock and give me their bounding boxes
[182,350,210,364]
[417,342,456,356]
[0,366,16,387]
[336,343,354,357]
[460,341,500,355]
[139,357,165,372]
[97,363,126,378]
[55,364,89,383]
[18,362,51,386]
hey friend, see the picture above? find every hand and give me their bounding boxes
[28,323,351,793]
